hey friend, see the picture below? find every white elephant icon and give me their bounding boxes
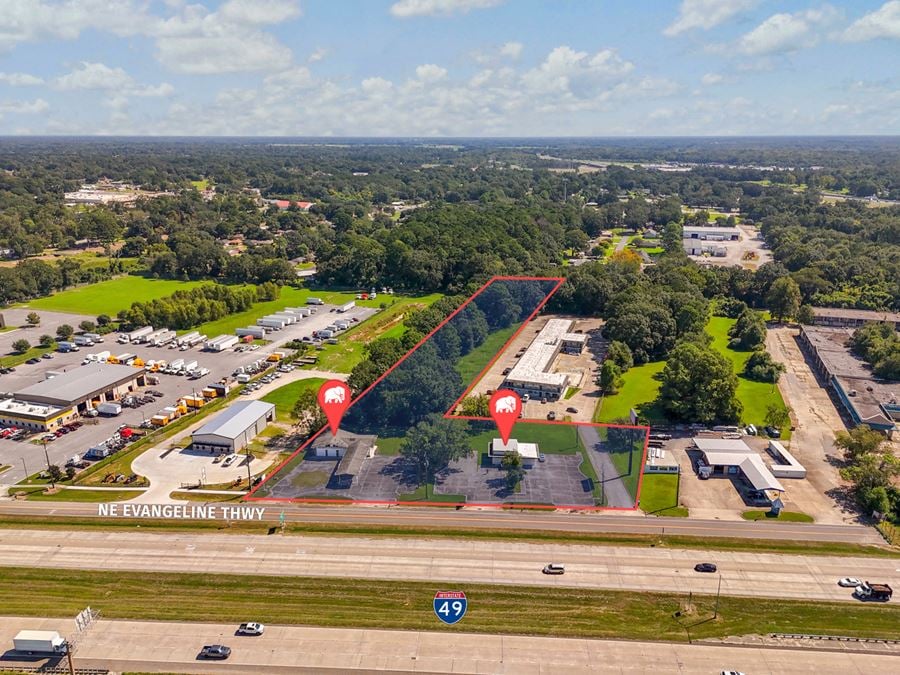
[494,395,517,414]
[324,386,346,404]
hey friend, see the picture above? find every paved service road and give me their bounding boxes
[0,500,883,544]
[1,529,896,602]
[1,616,896,674]
[577,425,633,507]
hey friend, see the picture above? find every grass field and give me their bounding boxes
[3,567,899,642]
[17,488,143,502]
[1,343,55,367]
[20,276,206,316]
[706,316,791,437]
[190,179,210,190]
[742,510,815,523]
[594,361,666,423]
[261,377,326,422]
[312,293,443,373]
[639,473,688,517]
[453,324,519,385]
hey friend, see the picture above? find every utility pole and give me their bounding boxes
[245,447,253,488]
[20,456,28,479]
[42,439,54,488]
[714,572,722,619]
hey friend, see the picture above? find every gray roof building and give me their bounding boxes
[15,362,145,407]
[811,307,900,330]
[192,400,276,452]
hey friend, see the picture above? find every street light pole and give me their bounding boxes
[21,456,28,479]
[42,439,54,488]
[245,447,252,488]
[714,572,722,619]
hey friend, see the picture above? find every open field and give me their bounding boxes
[19,276,206,316]
[0,343,54,367]
[1,566,898,641]
[594,361,665,423]
[10,488,142,502]
[743,510,815,523]
[261,377,326,422]
[706,316,791,436]
[639,473,688,517]
[454,324,518,385]
[312,292,443,372]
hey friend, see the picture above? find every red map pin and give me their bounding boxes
[489,389,522,444]
[317,380,351,435]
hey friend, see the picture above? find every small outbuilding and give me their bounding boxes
[489,438,539,468]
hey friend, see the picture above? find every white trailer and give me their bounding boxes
[188,333,207,346]
[83,332,103,343]
[73,335,94,346]
[337,300,356,313]
[271,313,298,325]
[153,330,177,346]
[143,329,166,344]
[177,330,200,346]
[306,297,325,305]
[85,350,111,363]
[127,326,154,343]
[257,318,286,330]
[208,335,239,352]
[205,334,230,350]
[236,326,267,339]
[96,402,122,416]
[182,360,198,374]
[284,307,311,317]
[13,630,68,656]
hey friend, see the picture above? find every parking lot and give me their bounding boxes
[0,303,374,486]
[685,223,772,270]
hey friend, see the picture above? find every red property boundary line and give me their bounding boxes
[246,276,650,511]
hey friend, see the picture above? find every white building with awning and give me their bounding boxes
[693,437,785,494]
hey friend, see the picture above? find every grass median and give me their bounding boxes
[1,566,898,641]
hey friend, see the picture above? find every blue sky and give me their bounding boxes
[0,0,898,136]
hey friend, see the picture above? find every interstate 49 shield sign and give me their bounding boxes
[433,591,467,625]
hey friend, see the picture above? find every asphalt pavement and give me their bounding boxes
[0,616,896,674]
[1,528,896,602]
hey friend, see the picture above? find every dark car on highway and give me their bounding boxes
[694,563,717,573]
[199,645,231,660]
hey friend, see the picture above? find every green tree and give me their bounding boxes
[606,340,633,371]
[764,403,791,431]
[65,466,77,481]
[56,324,74,340]
[835,425,887,462]
[96,314,112,326]
[841,452,900,492]
[564,228,589,252]
[26,312,40,326]
[767,277,801,322]
[797,304,815,325]
[728,307,767,350]
[598,361,623,395]
[744,350,786,383]
[79,320,96,333]
[659,342,741,422]
[38,334,54,348]
[400,414,472,489]
[661,221,683,254]
[12,338,30,353]
[501,450,525,491]
[47,464,63,484]
[860,486,892,517]
[291,388,327,438]
[460,394,490,417]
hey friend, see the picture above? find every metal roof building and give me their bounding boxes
[694,437,785,493]
[503,319,582,399]
[15,362,145,409]
[192,400,276,453]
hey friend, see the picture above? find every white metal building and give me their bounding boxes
[502,319,584,400]
[489,438,539,468]
[694,437,785,493]
[191,400,276,454]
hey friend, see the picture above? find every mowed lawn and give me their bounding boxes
[454,325,519,385]
[594,361,666,423]
[638,473,688,517]
[706,316,791,437]
[262,377,326,422]
[20,276,207,316]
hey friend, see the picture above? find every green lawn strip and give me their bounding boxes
[19,276,207,316]
[0,515,895,558]
[594,361,666,423]
[706,317,791,438]
[563,387,580,400]
[312,293,443,373]
[577,447,603,505]
[169,491,243,503]
[1,567,898,641]
[742,510,815,523]
[453,324,519,385]
[17,488,142,503]
[261,378,326,422]
[375,435,404,456]
[1,343,55,368]
[639,473,688,517]
[398,484,465,503]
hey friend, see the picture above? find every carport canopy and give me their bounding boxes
[700,450,785,493]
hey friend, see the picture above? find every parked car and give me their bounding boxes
[694,563,717,573]
[546,411,556,420]
[41,353,53,359]
[838,577,862,587]
[222,454,239,468]
[542,563,565,575]
[566,407,578,413]
[538,453,546,463]
[236,622,265,636]
[199,645,231,660]
[764,425,781,438]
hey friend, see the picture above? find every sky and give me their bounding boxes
[0,0,898,136]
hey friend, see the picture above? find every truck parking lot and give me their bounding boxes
[0,303,374,485]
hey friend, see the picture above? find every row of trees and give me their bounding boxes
[850,322,900,379]
[837,426,900,523]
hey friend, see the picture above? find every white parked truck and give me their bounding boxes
[126,326,154,343]
[190,367,210,379]
[83,332,103,343]
[73,335,94,346]
[177,331,200,347]
[166,358,184,374]
[306,297,325,305]
[337,300,356,313]
[13,630,68,656]
[208,335,239,352]
[96,402,122,416]
[151,329,177,347]
[181,360,198,374]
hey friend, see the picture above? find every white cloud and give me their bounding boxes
[264,67,315,90]
[0,98,49,114]
[218,0,301,24]
[390,0,504,18]
[415,64,448,82]
[54,62,133,90]
[664,0,757,36]
[842,1,900,41]
[0,72,44,86]
[0,0,145,51]
[522,46,634,95]
[738,6,839,55]
[499,41,523,59]
[308,47,327,63]
[701,73,724,85]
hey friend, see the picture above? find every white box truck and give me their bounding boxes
[177,331,200,347]
[96,402,122,416]
[337,300,355,313]
[181,360,198,375]
[306,297,324,305]
[205,334,230,350]
[190,367,210,379]
[83,332,103,343]
[167,358,184,374]
[57,341,79,352]
[73,335,94,346]
[13,630,68,656]
[127,326,154,343]
[209,335,239,352]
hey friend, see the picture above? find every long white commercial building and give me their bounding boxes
[502,319,586,400]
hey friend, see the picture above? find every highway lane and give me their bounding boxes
[1,616,897,674]
[1,529,897,602]
[0,500,884,544]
